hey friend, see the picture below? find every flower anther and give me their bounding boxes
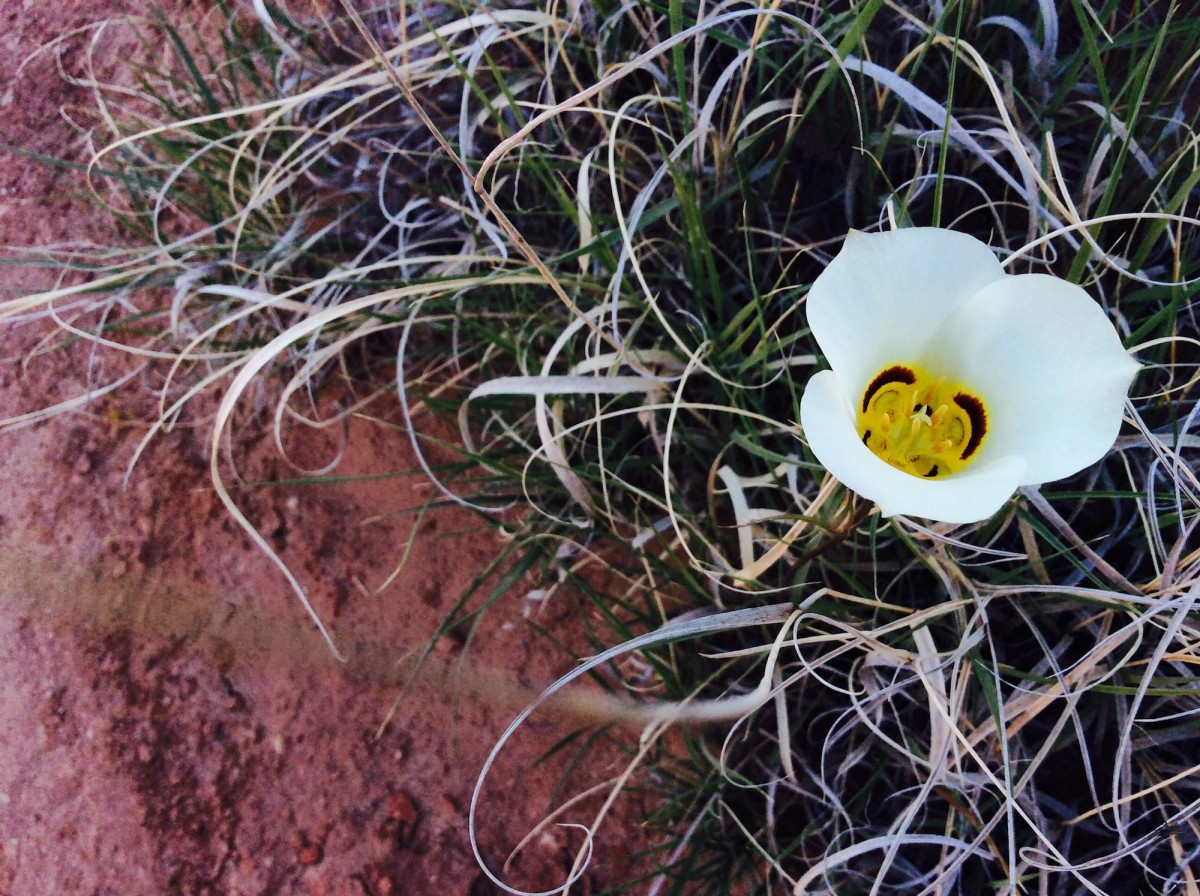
[799,228,1140,524]
[857,364,986,479]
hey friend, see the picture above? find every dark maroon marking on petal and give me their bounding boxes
[923,465,940,478]
[861,430,871,445]
[953,393,987,459]
[861,365,917,413]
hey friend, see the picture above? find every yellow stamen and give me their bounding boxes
[857,363,988,479]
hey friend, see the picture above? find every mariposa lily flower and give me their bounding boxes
[799,228,1140,524]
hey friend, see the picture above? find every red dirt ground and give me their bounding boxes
[0,4,648,894]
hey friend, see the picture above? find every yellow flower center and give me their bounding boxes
[856,364,988,479]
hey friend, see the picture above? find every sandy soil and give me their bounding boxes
[0,4,646,894]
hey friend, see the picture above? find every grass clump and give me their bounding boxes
[6,1,1200,895]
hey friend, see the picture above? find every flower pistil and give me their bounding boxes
[856,363,988,479]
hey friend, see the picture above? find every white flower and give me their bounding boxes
[799,228,1140,524]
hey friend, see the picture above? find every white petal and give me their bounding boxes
[800,370,1027,524]
[929,273,1140,484]
[806,228,1007,403]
